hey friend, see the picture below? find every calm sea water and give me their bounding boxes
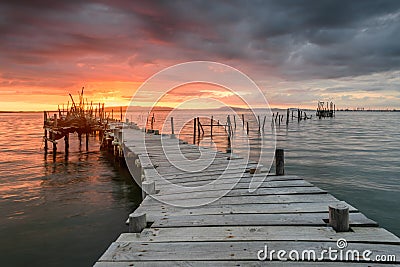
[0,110,399,266]
[0,113,142,267]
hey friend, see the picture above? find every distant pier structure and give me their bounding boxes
[316,101,335,118]
[43,87,116,156]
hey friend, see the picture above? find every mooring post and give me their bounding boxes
[233,115,236,129]
[142,180,156,199]
[64,133,69,153]
[193,117,197,144]
[197,117,200,139]
[128,213,147,233]
[242,114,245,129]
[44,129,48,153]
[170,117,175,138]
[298,109,301,122]
[120,106,123,122]
[275,148,284,175]
[210,116,213,138]
[286,109,289,125]
[257,115,261,132]
[246,121,249,135]
[86,133,89,151]
[329,204,350,232]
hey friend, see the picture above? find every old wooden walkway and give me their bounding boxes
[95,128,400,266]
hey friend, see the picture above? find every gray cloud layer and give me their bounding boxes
[1,0,400,105]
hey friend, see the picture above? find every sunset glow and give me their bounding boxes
[1,1,400,111]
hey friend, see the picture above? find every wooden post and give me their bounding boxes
[246,121,249,135]
[44,129,48,152]
[275,148,284,176]
[329,204,350,232]
[64,133,69,153]
[193,117,197,144]
[233,115,236,129]
[129,213,147,233]
[120,106,123,122]
[197,117,201,138]
[86,133,89,151]
[257,115,261,132]
[142,180,156,199]
[286,109,289,125]
[210,116,213,138]
[170,117,175,138]
[298,109,301,122]
[242,114,245,129]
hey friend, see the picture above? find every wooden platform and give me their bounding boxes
[95,128,400,266]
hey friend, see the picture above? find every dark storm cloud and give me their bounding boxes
[1,0,400,83]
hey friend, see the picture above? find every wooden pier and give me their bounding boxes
[94,127,400,266]
[43,88,121,156]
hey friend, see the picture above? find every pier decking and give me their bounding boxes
[95,127,400,266]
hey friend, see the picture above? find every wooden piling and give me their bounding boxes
[142,180,156,199]
[64,133,69,153]
[286,109,289,125]
[329,204,350,232]
[275,148,284,176]
[170,117,175,138]
[193,117,197,144]
[128,213,147,233]
[246,121,249,135]
[86,133,89,151]
[210,116,213,138]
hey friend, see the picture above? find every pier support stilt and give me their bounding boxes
[64,133,69,154]
[275,148,284,176]
[329,204,350,232]
[44,129,48,152]
[86,133,89,151]
[129,213,147,233]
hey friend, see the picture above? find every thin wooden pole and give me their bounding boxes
[64,133,69,153]
[193,117,197,144]
[286,109,289,125]
[86,133,89,151]
[170,117,175,137]
[210,116,213,138]
[242,114,245,129]
[275,148,284,176]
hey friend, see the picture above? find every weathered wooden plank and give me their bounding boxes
[151,212,377,228]
[140,193,337,207]
[154,186,326,202]
[134,201,358,217]
[98,240,399,262]
[116,226,400,244]
[154,180,315,196]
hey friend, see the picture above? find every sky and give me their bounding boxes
[1,0,400,111]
